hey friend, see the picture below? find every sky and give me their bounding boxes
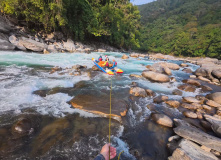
[131,0,156,5]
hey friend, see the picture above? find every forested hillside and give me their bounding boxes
[138,0,221,59]
[0,0,140,49]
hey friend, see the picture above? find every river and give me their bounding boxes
[0,51,201,159]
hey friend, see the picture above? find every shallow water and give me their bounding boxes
[0,51,210,159]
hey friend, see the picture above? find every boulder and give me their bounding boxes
[206,92,221,105]
[182,79,201,87]
[47,44,58,53]
[206,100,221,108]
[153,95,169,103]
[129,87,147,97]
[0,33,15,50]
[201,85,213,92]
[129,74,142,78]
[142,71,170,83]
[157,62,180,70]
[98,49,106,52]
[122,54,129,59]
[178,84,196,92]
[19,37,46,52]
[173,119,221,152]
[170,77,176,82]
[172,89,183,96]
[163,67,172,75]
[70,94,128,122]
[152,113,173,127]
[43,49,50,54]
[183,111,197,119]
[165,100,180,108]
[63,39,75,52]
[203,105,212,111]
[92,65,100,71]
[182,97,200,103]
[182,68,193,73]
[181,103,198,110]
[198,76,211,82]
[212,69,221,80]
[168,139,219,160]
[9,35,26,51]
[204,115,221,138]
[146,65,157,72]
[195,68,209,77]
[145,89,156,97]
[180,63,188,67]
[130,53,139,58]
[0,16,13,33]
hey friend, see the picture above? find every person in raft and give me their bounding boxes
[98,55,103,61]
[94,143,117,160]
[103,55,110,69]
[112,59,117,68]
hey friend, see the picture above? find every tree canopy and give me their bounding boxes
[138,0,221,59]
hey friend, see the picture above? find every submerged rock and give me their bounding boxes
[142,71,170,83]
[12,118,33,135]
[153,95,169,104]
[182,97,200,103]
[122,54,129,59]
[152,113,173,127]
[70,94,128,121]
[182,68,193,73]
[182,79,201,87]
[129,74,142,78]
[165,100,180,108]
[178,84,196,92]
[183,111,197,119]
[172,89,183,96]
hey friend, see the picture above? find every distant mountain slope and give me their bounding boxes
[138,0,221,58]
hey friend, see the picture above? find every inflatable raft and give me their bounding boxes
[92,58,123,75]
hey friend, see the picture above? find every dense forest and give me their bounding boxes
[0,0,221,58]
[138,0,221,59]
[0,0,140,49]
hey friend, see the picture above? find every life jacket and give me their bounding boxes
[104,61,109,67]
[99,58,102,61]
[114,62,117,66]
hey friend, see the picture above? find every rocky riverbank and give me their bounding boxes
[0,15,122,54]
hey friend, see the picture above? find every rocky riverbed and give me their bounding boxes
[0,50,221,159]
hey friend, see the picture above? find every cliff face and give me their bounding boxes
[0,15,122,54]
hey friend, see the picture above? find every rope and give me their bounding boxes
[109,78,112,160]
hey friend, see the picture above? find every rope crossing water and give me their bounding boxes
[109,78,124,160]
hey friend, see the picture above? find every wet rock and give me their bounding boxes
[189,75,196,78]
[211,69,221,80]
[0,33,15,50]
[168,139,219,160]
[33,90,49,97]
[98,49,106,52]
[153,95,169,104]
[182,97,200,103]
[92,65,100,71]
[165,100,180,108]
[172,89,183,96]
[203,105,212,111]
[195,68,209,77]
[47,44,57,53]
[178,84,196,92]
[170,77,176,82]
[206,100,221,108]
[9,35,26,51]
[182,68,193,73]
[183,111,197,119]
[200,120,212,131]
[70,94,128,121]
[43,49,50,54]
[157,62,180,70]
[146,104,157,112]
[206,92,221,105]
[168,135,181,142]
[145,89,156,97]
[131,82,138,87]
[129,74,142,78]
[173,119,221,152]
[11,118,33,136]
[142,71,170,83]
[122,54,129,59]
[145,65,156,72]
[200,85,213,92]
[181,103,198,110]
[204,115,221,138]
[196,111,203,119]
[129,87,147,97]
[198,76,211,82]
[152,113,173,127]
[163,67,172,75]
[182,79,201,87]
[195,95,207,104]
[180,63,188,67]
[31,118,71,156]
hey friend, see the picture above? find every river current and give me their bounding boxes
[0,51,200,159]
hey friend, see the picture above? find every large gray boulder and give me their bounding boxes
[157,62,180,70]
[63,38,75,52]
[204,115,221,138]
[18,37,47,52]
[212,69,221,80]
[142,71,170,83]
[9,35,26,51]
[0,33,15,50]
[168,139,219,160]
